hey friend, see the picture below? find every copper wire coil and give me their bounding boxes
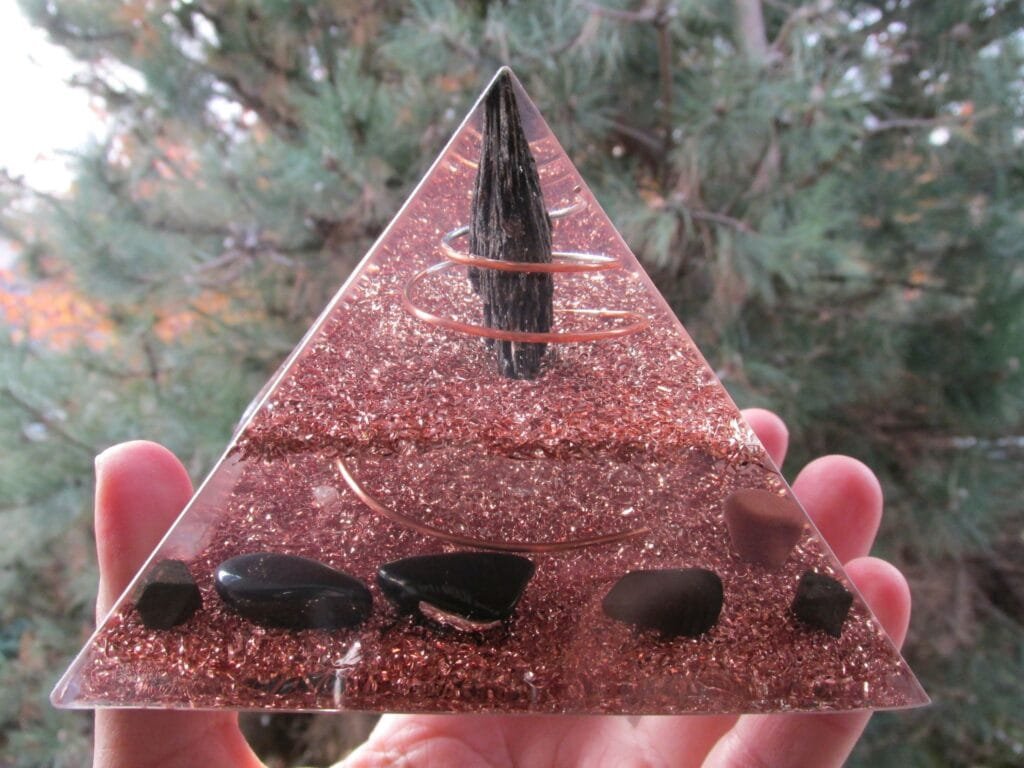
[347,198,652,548]
[401,196,650,344]
[336,458,649,553]
[403,262,649,343]
[438,199,618,274]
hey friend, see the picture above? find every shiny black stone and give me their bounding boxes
[791,571,853,638]
[214,553,372,630]
[602,568,724,637]
[377,552,535,625]
[134,559,202,630]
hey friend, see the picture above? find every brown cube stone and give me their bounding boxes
[724,488,806,568]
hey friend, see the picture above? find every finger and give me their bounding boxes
[792,456,883,564]
[92,441,262,768]
[702,557,912,768]
[343,714,644,768]
[94,441,194,619]
[741,407,789,468]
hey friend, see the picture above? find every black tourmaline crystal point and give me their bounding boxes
[791,570,853,638]
[214,553,372,630]
[603,568,724,638]
[469,70,553,380]
[134,558,202,629]
[377,552,535,629]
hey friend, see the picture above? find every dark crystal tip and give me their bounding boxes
[470,71,553,380]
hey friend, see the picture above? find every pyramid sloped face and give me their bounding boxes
[53,70,927,714]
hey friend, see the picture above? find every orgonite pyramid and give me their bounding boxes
[53,69,928,714]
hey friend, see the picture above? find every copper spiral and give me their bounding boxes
[335,197,651,553]
[401,196,651,344]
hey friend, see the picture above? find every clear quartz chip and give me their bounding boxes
[52,68,928,715]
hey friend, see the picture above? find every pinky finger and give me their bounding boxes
[702,558,911,768]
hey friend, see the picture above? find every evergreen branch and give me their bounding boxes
[241,22,302,82]
[174,5,303,134]
[654,0,675,175]
[215,71,301,135]
[184,299,279,353]
[580,2,662,23]
[734,0,770,65]
[605,119,663,157]
[868,116,959,133]
[66,71,140,111]
[76,355,151,382]
[670,202,754,234]
[866,109,996,135]
[769,0,831,55]
[813,272,972,299]
[0,385,98,457]
[1,170,65,210]
[949,3,1024,52]
[89,156,231,244]
[782,107,992,197]
[925,435,1024,451]
[424,22,481,63]
[546,12,600,57]
[31,9,132,46]
[788,144,851,193]
[747,130,781,196]
[141,336,162,391]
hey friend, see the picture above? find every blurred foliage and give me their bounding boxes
[2,0,1022,765]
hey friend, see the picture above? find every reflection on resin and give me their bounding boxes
[52,69,928,715]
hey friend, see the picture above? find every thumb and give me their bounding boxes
[92,441,263,768]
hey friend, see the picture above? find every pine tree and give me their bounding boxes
[2,1,1021,765]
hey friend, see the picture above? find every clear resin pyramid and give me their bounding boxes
[53,69,928,714]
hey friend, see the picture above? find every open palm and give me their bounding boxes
[93,409,910,768]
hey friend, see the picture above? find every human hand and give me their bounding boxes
[92,409,910,768]
[92,441,263,768]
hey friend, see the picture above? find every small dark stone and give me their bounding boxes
[214,553,372,630]
[724,488,806,568]
[134,559,202,630]
[603,568,723,637]
[791,571,853,638]
[377,552,535,627]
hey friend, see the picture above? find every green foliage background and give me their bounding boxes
[2,1,1022,765]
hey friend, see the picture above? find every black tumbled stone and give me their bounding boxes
[214,553,372,630]
[791,571,853,638]
[602,568,724,638]
[134,559,202,630]
[377,552,535,625]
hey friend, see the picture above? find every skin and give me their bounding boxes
[92,409,910,768]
